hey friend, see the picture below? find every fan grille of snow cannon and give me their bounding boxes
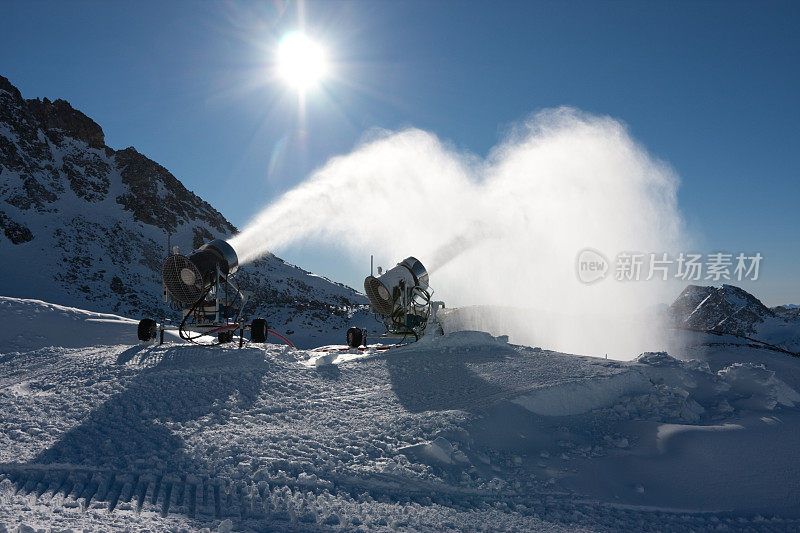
[364,276,393,315]
[162,253,205,305]
[161,239,240,306]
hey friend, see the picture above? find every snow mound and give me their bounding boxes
[402,330,512,352]
[510,349,800,420]
[397,436,466,466]
[635,351,683,367]
[717,362,800,410]
[0,296,139,351]
[656,422,744,452]
[513,370,651,416]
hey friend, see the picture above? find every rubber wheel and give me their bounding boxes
[346,327,364,348]
[251,318,268,343]
[137,319,157,342]
[218,330,234,344]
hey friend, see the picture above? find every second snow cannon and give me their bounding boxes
[358,256,443,344]
[364,257,429,316]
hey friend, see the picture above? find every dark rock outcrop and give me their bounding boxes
[0,210,33,244]
[25,97,105,149]
[114,147,233,235]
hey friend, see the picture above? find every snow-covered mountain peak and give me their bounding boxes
[668,283,775,336]
[668,283,800,353]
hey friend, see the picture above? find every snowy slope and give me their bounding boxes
[0,296,139,351]
[0,74,369,345]
[1,298,799,531]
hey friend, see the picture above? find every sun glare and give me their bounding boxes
[276,32,328,91]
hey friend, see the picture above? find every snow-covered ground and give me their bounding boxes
[1,297,799,532]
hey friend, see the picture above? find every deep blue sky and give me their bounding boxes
[2,1,798,304]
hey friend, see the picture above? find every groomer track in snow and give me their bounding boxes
[1,297,800,531]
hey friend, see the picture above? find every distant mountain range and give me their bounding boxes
[0,75,369,346]
[668,284,800,352]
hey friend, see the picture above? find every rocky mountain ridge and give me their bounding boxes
[668,283,800,352]
[0,75,369,347]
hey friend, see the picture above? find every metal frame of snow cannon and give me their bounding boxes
[351,256,445,347]
[172,262,249,345]
[137,239,268,346]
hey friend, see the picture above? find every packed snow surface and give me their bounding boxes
[1,297,799,531]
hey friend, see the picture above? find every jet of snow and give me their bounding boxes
[229,108,686,358]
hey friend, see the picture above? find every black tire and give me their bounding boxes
[138,319,157,342]
[218,330,234,344]
[346,327,364,348]
[251,318,268,343]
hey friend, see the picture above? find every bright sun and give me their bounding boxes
[276,32,328,91]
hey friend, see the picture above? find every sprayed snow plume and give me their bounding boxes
[230,108,686,358]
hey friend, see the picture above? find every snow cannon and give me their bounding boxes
[137,238,275,346]
[353,256,443,344]
[162,239,239,305]
[364,257,429,316]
